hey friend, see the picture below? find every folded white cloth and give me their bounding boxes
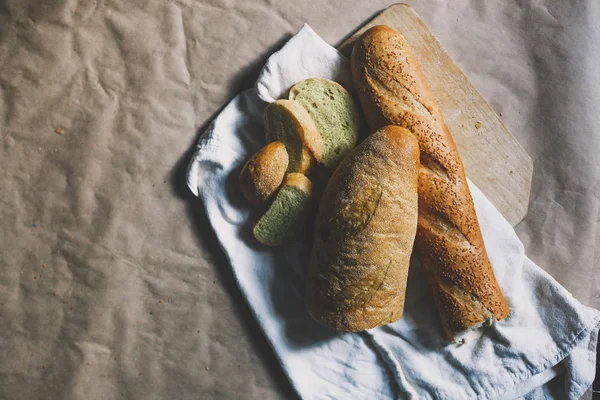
[187,24,600,399]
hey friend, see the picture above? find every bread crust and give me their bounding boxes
[283,172,313,197]
[253,172,313,247]
[351,25,509,341]
[306,126,419,331]
[289,78,361,169]
[265,100,322,174]
[240,141,289,206]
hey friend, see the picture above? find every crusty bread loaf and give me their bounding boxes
[306,126,419,331]
[351,25,509,342]
[240,141,289,206]
[289,78,361,169]
[264,100,322,174]
[253,173,313,246]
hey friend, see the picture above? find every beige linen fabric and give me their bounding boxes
[0,1,597,398]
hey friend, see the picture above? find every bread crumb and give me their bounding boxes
[55,127,65,135]
[42,264,46,269]
[475,121,482,129]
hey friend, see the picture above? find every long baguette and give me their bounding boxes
[351,25,509,343]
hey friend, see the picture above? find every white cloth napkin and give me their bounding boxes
[187,24,600,399]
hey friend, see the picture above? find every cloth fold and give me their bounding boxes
[187,24,599,399]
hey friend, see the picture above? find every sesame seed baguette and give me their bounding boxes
[351,25,509,343]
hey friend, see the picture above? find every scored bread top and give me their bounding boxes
[306,126,419,331]
[351,25,509,339]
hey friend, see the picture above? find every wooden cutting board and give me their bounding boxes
[338,4,533,227]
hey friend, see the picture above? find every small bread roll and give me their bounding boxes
[240,141,289,206]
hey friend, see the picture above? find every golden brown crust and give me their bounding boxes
[306,126,419,331]
[239,141,289,206]
[351,25,509,340]
[283,172,313,197]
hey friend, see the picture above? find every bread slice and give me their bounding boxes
[239,141,289,206]
[264,100,322,174]
[289,78,361,169]
[253,173,313,246]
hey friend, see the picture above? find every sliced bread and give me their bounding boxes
[253,173,313,246]
[289,78,361,169]
[264,100,322,174]
[239,141,289,206]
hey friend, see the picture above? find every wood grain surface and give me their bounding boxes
[338,3,533,227]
